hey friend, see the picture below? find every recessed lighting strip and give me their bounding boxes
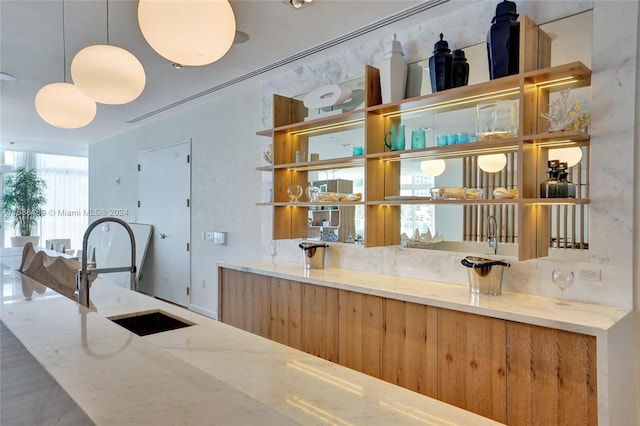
[533,76,579,89]
[381,145,519,162]
[381,88,520,119]
[288,161,364,172]
[289,118,364,136]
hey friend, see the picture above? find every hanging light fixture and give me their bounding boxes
[420,159,446,177]
[71,1,146,104]
[477,154,507,173]
[137,0,236,67]
[290,0,312,9]
[36,83,97,129]
[548,146,582,167]
[35,1,96,129]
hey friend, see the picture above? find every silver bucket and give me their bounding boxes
[299,242,328,269]
[461,256,510,295]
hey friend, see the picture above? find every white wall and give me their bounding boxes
[89,80,264,317]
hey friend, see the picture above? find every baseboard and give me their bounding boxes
[189,304,217,320]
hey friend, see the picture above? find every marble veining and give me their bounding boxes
[1,263,501,426]
[259,0,637,309]
[219,259,630,336]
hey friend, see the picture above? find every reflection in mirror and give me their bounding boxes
[398,10,592,261]
[306,166,364,244]
[307,127,364,162]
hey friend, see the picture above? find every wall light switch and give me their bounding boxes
[213,231,228,245]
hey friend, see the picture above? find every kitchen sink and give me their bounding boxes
[109,311,194,336]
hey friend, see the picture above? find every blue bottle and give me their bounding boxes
[487,0,520,80]
[429,33,453,92]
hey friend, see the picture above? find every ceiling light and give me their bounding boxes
[420,159,446,176]
[478,154,507,173]
[548,146,582,167]
[138,0,236,66]
[290,0,304,8]
[71,45,146,104]
[35,83,97,129]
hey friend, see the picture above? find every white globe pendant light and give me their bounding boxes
[420,159,446,177]
[35,83,97,129]
[477,154,507,173]
[71,45,146,105]
[548,146,582,167]
[137,0,236,66]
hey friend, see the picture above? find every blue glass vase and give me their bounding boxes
[487,0,520,80]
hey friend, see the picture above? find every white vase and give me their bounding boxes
[379,34,407,104]
[10,236,40,247]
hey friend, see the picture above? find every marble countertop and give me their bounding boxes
[0,258,501,425]
[218,259,631,337]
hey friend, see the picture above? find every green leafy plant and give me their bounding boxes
[2,167,47,236]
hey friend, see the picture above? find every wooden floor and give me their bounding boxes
[1,321,94,426]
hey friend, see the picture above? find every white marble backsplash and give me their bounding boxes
[260,0,637,308]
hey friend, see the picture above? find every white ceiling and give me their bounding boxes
[0,0,459,156]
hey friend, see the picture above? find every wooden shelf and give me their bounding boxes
[275,156,365,171]
[259,20,592,260]
[523,61,591,88]
[367,75,521,117]
[369,139,520,162]
[524,130,590,145]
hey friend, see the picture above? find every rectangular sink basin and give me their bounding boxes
[110,311,194,336]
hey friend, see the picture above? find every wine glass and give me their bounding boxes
[287,184,303,202]
[552,269,574,306]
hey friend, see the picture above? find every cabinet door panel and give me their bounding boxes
[244,273,271,338]
[338,290,382,378]
[506,322,597,426]
[438,309,507,423]
[301,284,339,362]
[220,268,245,329]
[270,278,302,350]
[382,299,438,397]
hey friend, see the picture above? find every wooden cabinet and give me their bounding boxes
[257,15,591,260]
[506,322,597,425]
[337,290,383,378]
[244,272,271,338]
[301,284,339,362]
[270,278,303,351]
[438,309,507,423]
[218,268,599,425]
[382,299,438,398]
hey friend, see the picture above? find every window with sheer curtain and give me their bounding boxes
[2,151,88,250]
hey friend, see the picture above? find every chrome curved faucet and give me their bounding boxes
[487,215,498,255]
[76,217,137,308]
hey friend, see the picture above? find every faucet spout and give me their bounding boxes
[77,217,137,308]
[487,215,498,255]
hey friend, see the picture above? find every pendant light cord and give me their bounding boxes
[62,0,67,82]
[106,0,110,45]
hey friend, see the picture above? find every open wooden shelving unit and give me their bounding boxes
[257,15,591,260]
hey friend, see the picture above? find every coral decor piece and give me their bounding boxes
[541,89,591,132]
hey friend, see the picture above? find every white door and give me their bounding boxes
[137,141,191,306]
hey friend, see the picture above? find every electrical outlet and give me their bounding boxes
[578,269,601,281]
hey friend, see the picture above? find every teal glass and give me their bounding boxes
[384,123,406,151]
[352,146,364,156]
[437,135,447,146]
[411,129,426,149]
[446,133,458,145]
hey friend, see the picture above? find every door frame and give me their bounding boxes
[137,139,192,304]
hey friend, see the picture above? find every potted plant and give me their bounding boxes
[2,167,47,247]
